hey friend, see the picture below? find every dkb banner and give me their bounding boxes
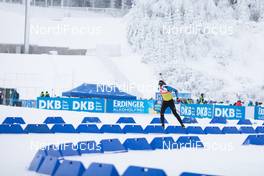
[180,104,214,118]
[106,99,152,113]
[37,97,104,113]
[213,105,245,119]
[254,106,264,120]
[180,104,245,119]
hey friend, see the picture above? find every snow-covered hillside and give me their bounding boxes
[127,0,264,102]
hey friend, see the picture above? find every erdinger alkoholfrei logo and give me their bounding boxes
[113,100,144,108]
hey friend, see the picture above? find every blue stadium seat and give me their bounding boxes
[123,166,167,176]
[123,125,144,133]
[100,139,127,153]
[24,124,51,133]
[150,137,175,150]
[210,117,227,124]
[144,125,165,134]
[59,143,80,156]
[0,124,25,134]
[150,117,168,124]
[182,117,198,124]
[44,117,65,124]
[175,136,204,149]
[186,126,205,134]
[165,126,187,134]
[77,141,102,154]
[256,126,264,133]
[82,163,119,176]
[81,117,101,123]
[237,119,252,125]
[180,172,215,176]
[45,145,62,157]
[222,127,240,134]
[53,160,85,176]
[2,117,25,124]
[239,126,256,134]
[100,125,124,133]
[76,124,101,133]
[243,135,264,145]
[51,124,76,133]
[116,117,136,124]
[123,138,153,150]
[204,127,223,134]
[37,156,60,175]
[28,153,45,172]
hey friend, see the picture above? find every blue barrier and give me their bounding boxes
[239,126,256,134]
[123,125,144,133]
[243,135,264,145]
[37,97,105,113]
[175,136,204,149]
[222,127,240,134]
[100,125,124,133]
[210,117,227,124]
[123,165,167,176]
[123,138,152,150]
[46,145,62,157]
[44,117,65,124]
[28,154,45,172]
[186,126,205,134]
[256,126,264,133]
[24,124,51,133]
[51,124,76,133]
[150,117,168,124]
[182,117,198,124]
[180,104,213,118]
[100,139,127,153]
[82,163,119,176]
[37,156,60,175]
[77,141,102,154]
[82,117,101,123]
[180,172,215,176]
[165,126,187,134]
[144,125,165,134]
[116,117,136,124]
[76,124,101,133]
[59,143,80,156]
[53,160,85,176]
[0,124,25,134]
[2,117,25,124]
[237,119,252,125]
[254,106,264,120]
[150,137,175,150]
[204,127,223,134]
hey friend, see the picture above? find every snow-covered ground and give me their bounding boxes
[0,105,264,176]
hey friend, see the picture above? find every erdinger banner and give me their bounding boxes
[180,104,245,119]
[106,99,152,113]
[37,97,104,113]
[254,106,264,120]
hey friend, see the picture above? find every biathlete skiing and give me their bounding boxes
[159,80,185,128]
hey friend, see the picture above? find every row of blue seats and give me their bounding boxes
[1,124,264,134]
[29,136,205,176]
[2,116,260,125]
[29,157,212,176]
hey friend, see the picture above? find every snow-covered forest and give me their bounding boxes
[127,0,264,102]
